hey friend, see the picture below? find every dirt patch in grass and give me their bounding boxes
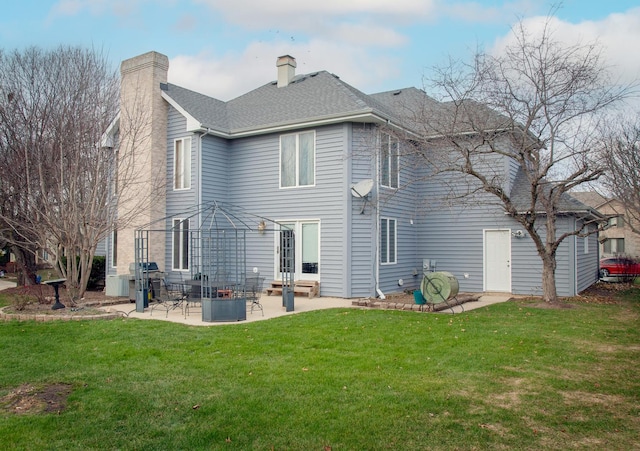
[3,303,109,316]
[1,284,127,317]
[381,282,633,310]
[522,300,577,309]
[1,383,73,415]
[516,281,635,309]
[560,390,626,408]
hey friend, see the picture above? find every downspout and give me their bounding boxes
[375,197,385,299]
[573,217,578,296]
[374,128,384,300]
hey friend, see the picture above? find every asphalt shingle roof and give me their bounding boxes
[162,71,405,135]
[509,167,604,219]
[570,191,610,209]
[161,62,516,140]
[161,83,229,131]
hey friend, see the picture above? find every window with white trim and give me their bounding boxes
[603,238,624,254]
[174,137,191,190]
[172,219,189,270]
[380,218,397,264]
[380,133,399,188]
[280,131,315,188]
[608,216,624,228]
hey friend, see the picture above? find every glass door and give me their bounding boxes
[276,221,320,281]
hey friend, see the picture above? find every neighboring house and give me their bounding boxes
[102,51,602,298]
[571,192,640,259]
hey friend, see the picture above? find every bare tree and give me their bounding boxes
[398,18,632,303]
[0,46,160,300]
[599,116,640,236]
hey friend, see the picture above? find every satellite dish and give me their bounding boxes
[351,179,374,214]
[351,179,373,198]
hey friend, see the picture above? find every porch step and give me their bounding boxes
[266,280,320,298]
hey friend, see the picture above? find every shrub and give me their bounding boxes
[11,295,31,311]
[58,255,106,291]
[88,256,106,290]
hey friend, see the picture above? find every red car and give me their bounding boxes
[599,257,640,279]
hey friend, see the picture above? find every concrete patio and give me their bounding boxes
[98,292,513,327]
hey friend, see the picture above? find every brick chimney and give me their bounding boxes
[116,51,169,274]
[277,55,296,88]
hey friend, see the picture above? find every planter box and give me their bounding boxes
[202,298,246,322]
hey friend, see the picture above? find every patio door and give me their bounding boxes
[276,221,320,281]
[484,229,511,292]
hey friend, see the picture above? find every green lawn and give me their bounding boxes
[0,289,638,450]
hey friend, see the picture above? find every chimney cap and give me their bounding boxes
[276,55,297,67]
[121,51,169,75]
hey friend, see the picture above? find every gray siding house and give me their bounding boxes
[104,51,601,299]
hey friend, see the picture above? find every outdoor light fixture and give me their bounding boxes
[257,220,266,234]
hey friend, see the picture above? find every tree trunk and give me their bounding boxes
[64,250,81,301]
[77,248,96,300]
[11,245,38,286]
[541,254,558,303]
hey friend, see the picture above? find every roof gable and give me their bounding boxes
[161,83,229,133]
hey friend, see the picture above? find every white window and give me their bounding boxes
[380,218,397,264]
[608,216,624,228]
[603,238,624,254]
[584,236,589,254]
[174,137,191,190]
[380,133,399,188]
[172,219,189,270]
[280,131,315,188]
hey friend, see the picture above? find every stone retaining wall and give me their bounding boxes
[0,306,123,322]
[352,293,479,312]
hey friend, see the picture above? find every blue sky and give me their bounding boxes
[2,0,639,101]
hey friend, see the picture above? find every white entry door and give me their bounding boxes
[484,229,511,292]
[276,221,320,281]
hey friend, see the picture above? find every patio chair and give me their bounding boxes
[246,276,265,316]
[150,278,186,317]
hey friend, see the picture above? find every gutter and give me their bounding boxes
[507,208,606,222]
[194,112,392,139]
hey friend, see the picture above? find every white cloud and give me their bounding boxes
[331,22,408,48]
[192,0,435,49]
[442,0,537,23]
[169,40,402,101]
[194,0,436,27]
[490,8,640,86]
